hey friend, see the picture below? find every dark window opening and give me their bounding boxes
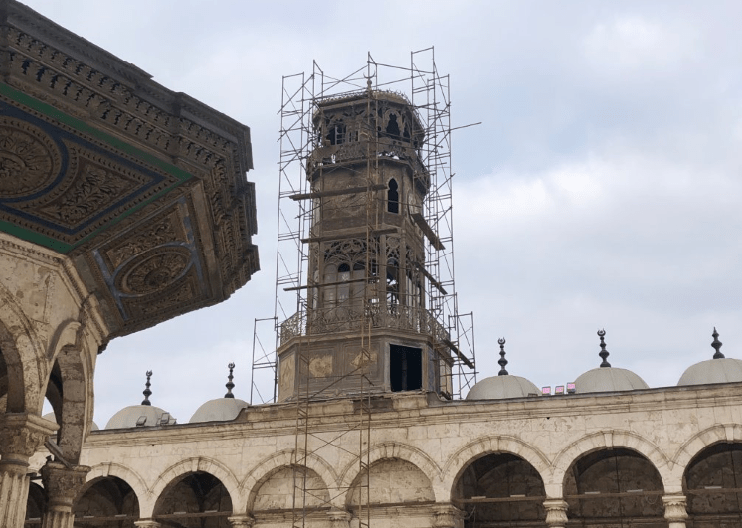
[386,114,400,137]
[388,179,399,214]
[390,345,422,392]
[326,123,346,145]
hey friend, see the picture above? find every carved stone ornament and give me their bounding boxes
[36,158,135,226]
[117,247,192,295]
[133,522,161,528]
[227,515,255,528]
[431,503,465,528]
[40,460,90,510]
[662,494,688,522]
[0,413,58,462]
[327,509,351,528]
[543,499,569,526]
[0,116,61,197]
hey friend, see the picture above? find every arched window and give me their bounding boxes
[324,264,337,306]
[388,179,399,214]
[386,113,401,138]
[337,263,351,305]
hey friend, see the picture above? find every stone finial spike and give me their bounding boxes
[497,338,508,376]
[712,327,724,359]
[141,370,152,406]
[225,362,236,398]
[598,329,611,368]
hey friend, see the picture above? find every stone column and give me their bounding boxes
[327,508,351,528]
[134,522,161,528]
[0,413,58,528]
[431,503,465,528]
[228,514,256,528]
[543,499,569,528]
[40,460,90,528]
[663,494,688,528]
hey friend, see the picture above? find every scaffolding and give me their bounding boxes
[250,47,475,527]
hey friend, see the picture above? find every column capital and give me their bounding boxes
[327,508,351,528]
[662,494,688,522]
[431,503,465,528]
[0,413,58,467]
[40,460,90,511]
[228,514,256,528]
[543,499,569,526]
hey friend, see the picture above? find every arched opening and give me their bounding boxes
[325,120,346,146]
[153,471,232,528]
[564,447,664,526]
[453,452,546,527]
[0,320,29,414]
[0,348,8,413]
[46,349,90,465]
[253,466,329,513]
[73,476,140,527]
[347,458,434,522]
[25,481,45,523]
[45,361,63,443]
[684,442,742,526]
[385,114,401,138]
[387,179,399,214]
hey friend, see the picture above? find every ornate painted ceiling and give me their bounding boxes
[0,1,260,339]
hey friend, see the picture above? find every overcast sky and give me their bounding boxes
[22,0,742,427]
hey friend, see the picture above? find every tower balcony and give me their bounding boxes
[279,303,449,346]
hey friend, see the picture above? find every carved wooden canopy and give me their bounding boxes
[0,1,259,339]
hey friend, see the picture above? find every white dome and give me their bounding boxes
[105,405,176,430]
[574,367,649,394]
[43,412,98,431]
[466,375,540,400]
[189,398,248,423]
[678,358,742,386]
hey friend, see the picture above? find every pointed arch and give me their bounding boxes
[243,448,337,511]
[440,435,552,501]
[45,320,93,464]
[339,441,442,497]
[83,462,148,507]
[145,456,243,517]
[387,178,399,214]
[0,279,47,414]
[670,423,742,491]
[551,430,672,496]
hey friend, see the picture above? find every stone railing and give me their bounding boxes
[279,304,448,345]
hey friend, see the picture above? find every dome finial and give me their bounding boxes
[141,370,152,406]
[598,329,611,368]
[712,327,724,359]
[225,362,236,398]
[497,338,508,376]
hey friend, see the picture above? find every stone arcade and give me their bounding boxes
[2,2,742,528]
